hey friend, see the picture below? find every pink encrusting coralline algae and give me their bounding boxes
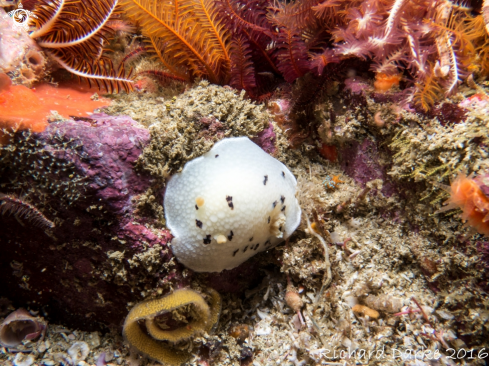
[0,114,181,329]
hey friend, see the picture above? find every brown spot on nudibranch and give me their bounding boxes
[203,235,211,244]
[228,230,234,241]
[232,249,239,257]
[196,220,203,228]
[282,171,285,178]
[263,175,268,185]
[226,196,234,209]
[280,195,285,204]
[281,205,286,212]
[215,154,219,158]
[249,237,253,242]
[254,243,260,250]
[273,201,277,208]
[243,245,248,252]
[267,216,270,223]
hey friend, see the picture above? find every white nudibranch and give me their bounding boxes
[164,137,301,272]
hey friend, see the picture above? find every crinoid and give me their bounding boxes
[229,36,256,90]
[29,0,134,93]
[121,0,232,85]
[140,36,191,82]
[413,69,443,112]
[0,193,54,230]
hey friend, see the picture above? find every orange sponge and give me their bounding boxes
[439,173,489,236]
[0,74,111,143]
[374,73,402,92]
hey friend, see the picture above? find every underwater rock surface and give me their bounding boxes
[339,138,398,198]
[0,114,181,329]
[1,82,488,364]
[1,0,489,362]
[0,113,270,330]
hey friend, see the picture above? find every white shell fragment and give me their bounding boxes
[13,354,35,366]
[67,341,89,364]
[164,137,301,272]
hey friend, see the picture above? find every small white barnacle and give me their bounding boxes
[164,137,301,272]
[67,341,90,365]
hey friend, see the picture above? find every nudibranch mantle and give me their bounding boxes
[164,137,301,272]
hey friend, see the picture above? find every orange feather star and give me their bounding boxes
[121,0,232,84]
[29,0,134,93]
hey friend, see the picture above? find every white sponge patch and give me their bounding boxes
[164,137,301,272]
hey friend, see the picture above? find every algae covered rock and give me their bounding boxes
[0,114,182,329]
[137,81,270,178]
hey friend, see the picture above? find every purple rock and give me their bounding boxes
[0,113,278,330]
[344,77,370,95]
[48,113,151,213]
[252,123,276,155]
[339,139,397,197]
[0,114,185,330]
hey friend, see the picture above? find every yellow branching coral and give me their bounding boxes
[123,288,221,366]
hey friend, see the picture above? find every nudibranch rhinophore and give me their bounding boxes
[164,136,301,272]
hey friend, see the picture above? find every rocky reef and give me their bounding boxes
[1,77,488,365]
[0,84,273,334]
[1,6,489,362]
[2,0,489,363]
[0,113,180,330]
